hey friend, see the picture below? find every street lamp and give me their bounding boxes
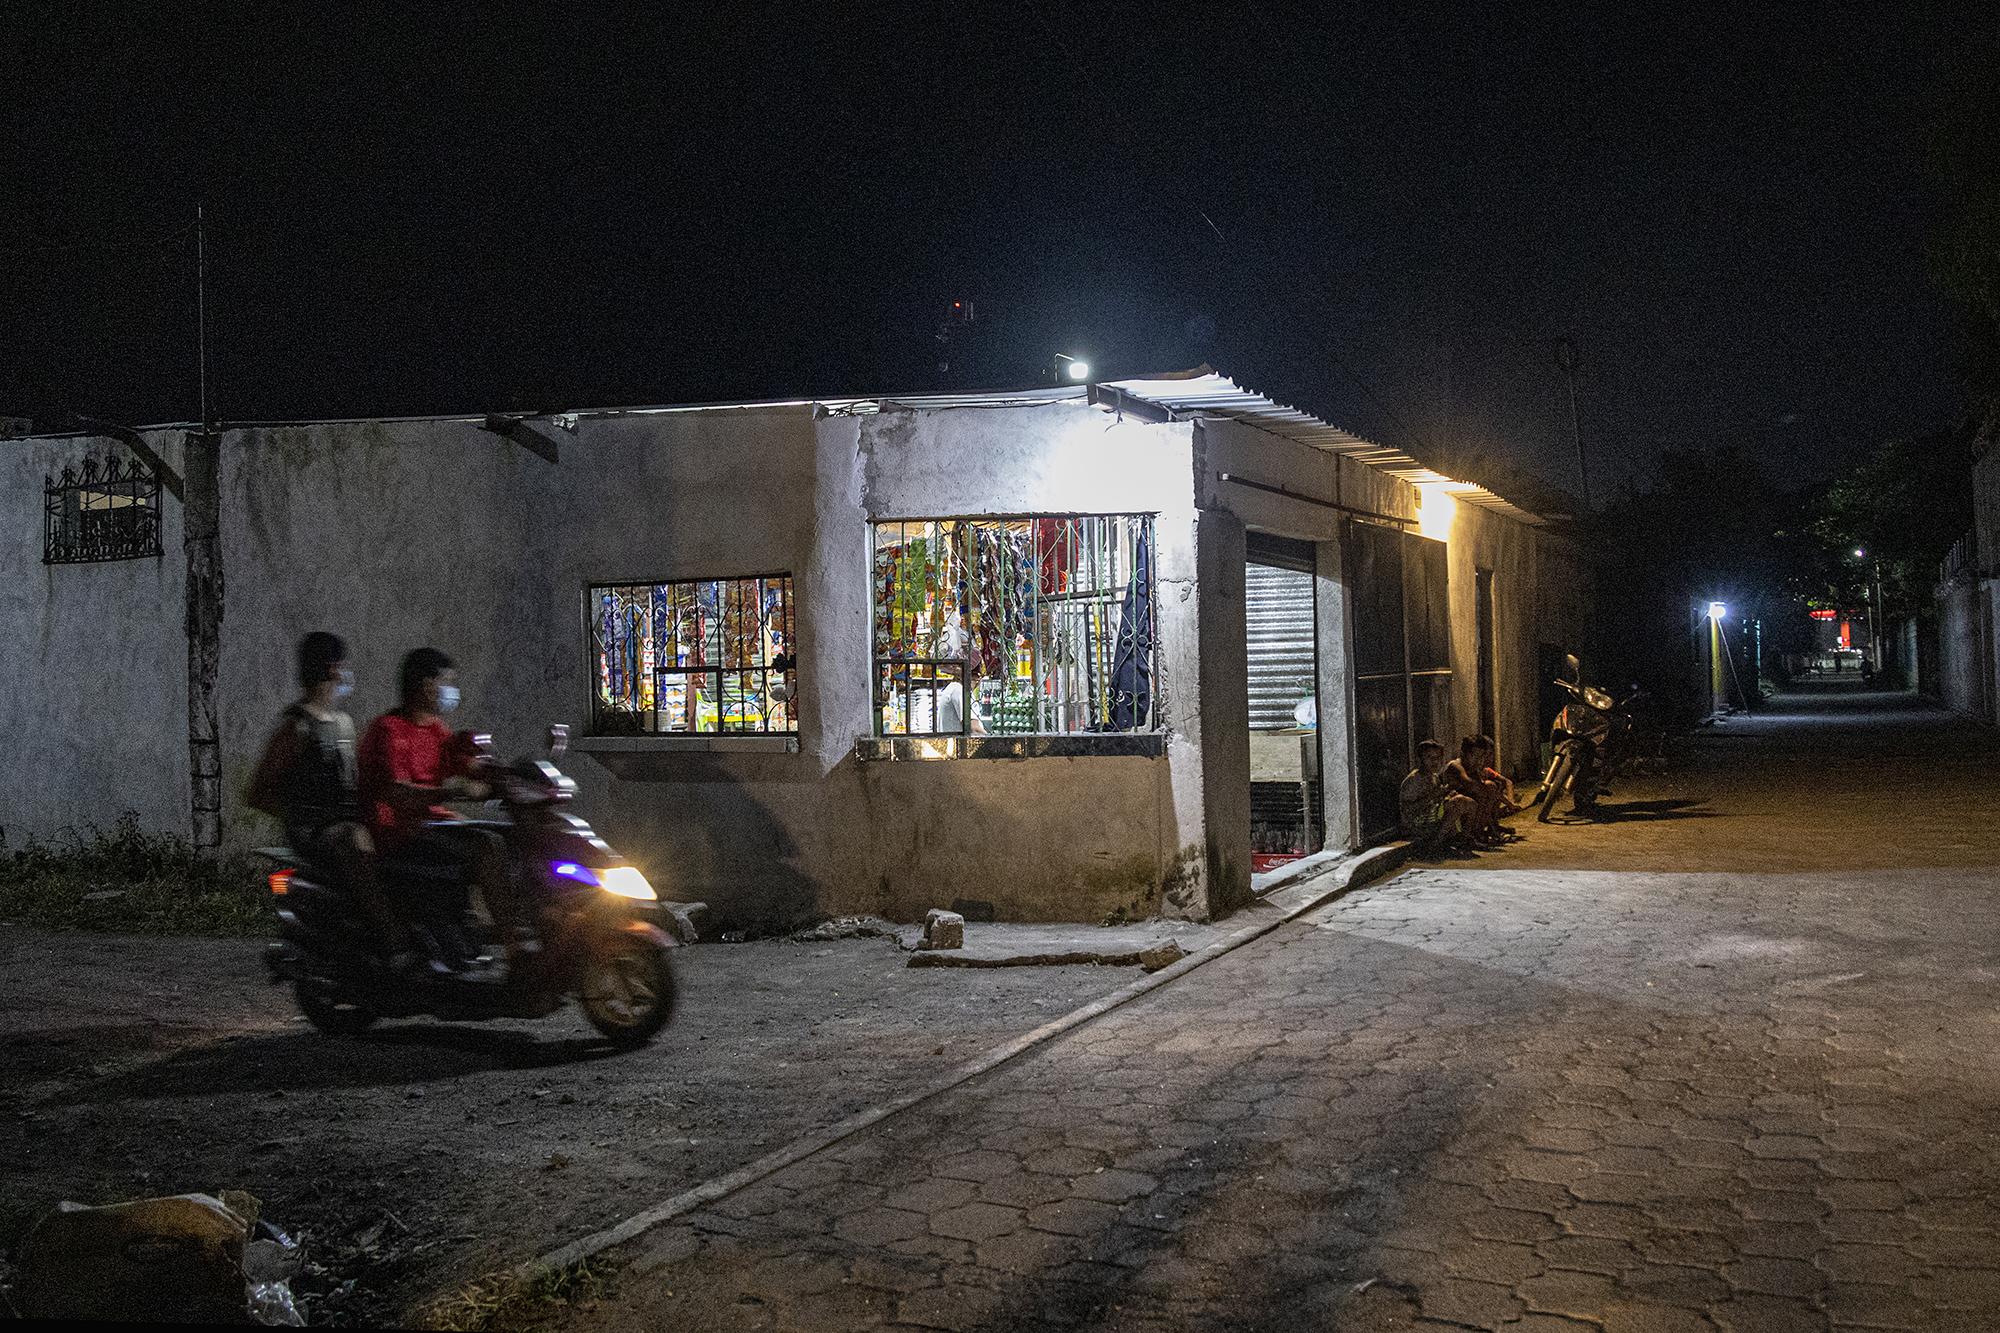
[1707,601,1727,621]
[1055,353,1090,382]
[1849,547,1882,675]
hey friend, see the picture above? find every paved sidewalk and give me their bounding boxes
[541,690,2000,1331]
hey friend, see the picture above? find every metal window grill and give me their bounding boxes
[870,514,1158,737]
[589,574,798,735]
[44,457,162,564]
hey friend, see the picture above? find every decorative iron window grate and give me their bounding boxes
[589,574,798,735]
[870,514,1158,738]
[44,457,163,564]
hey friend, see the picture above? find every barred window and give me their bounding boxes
[44,457,162,564]
[590,575,797,735]
[870,515,1157,737]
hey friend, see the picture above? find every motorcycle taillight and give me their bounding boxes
[267,868,295,896]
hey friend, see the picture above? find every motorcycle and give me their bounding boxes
[259,724,677,1049]
[1536,658,1642,823]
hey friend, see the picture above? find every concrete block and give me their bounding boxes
[923,909,965,950]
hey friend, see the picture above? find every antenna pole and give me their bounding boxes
[1556,336,1588,509]
[197,203,209,427]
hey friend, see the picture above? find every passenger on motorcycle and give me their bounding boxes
[357,648,525,974]
[247,632,420,972]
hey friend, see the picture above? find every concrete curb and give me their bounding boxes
[516,841,1409,1282]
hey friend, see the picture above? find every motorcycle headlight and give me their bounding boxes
[599,865,657,901]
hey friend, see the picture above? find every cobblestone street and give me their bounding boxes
[553,687,2000,1332]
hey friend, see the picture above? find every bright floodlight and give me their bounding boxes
[1853,547,1865,558]
[1707,601,1727,620]
[1417,482,1457,541]
[1065,359,1090,380]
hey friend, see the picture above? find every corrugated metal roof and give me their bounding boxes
[1099,369,1547,526]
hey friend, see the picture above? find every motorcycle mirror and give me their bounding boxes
[1562,653,1581,683]
[546,723,569,759]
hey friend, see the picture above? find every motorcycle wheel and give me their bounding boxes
[295,976,377,1036]
[581,936,677,1049]
[1537,753,1572,823]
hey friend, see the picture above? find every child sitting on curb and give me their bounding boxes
[1400,739,1479,857]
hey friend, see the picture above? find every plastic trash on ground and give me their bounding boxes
[14,1189,306,1325]
[244,1218,306,1326]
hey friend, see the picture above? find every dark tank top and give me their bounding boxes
[280,703,359,837]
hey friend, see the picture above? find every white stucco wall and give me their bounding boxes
[0,434,190,847]
[217,419,563,838]
[206,402,1208,925]
[2,395,1581,921]
[1936,578,1991,722]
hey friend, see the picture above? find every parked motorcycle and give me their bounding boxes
[1536,659,1642,823]
[260,725,677,1049]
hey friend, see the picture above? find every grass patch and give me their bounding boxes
[0,813,269,937]
[415,1260,608,1333]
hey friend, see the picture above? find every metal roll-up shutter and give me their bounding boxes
[1246,550,1317,733]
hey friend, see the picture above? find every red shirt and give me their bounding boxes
[358,711,462,846]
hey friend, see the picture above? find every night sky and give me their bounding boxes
[5,4,1990,500]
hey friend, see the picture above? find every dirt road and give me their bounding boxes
[0,927,1134,1325]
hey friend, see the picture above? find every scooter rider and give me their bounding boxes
[247,632,432,975]
[357,648,531,973]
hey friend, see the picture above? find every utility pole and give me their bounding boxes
[191,203,222,847]
[1869,558,1884,677]
[1555,337,1589,509]
[196,202,210,427]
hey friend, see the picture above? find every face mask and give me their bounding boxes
[333,669,355,701]
[436,684,462,714]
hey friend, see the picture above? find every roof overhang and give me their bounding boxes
[1094,368,1548,526]
[4,370,1557,526]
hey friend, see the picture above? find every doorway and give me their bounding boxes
[1344,520,1454,843]
[1245,535,1321,874]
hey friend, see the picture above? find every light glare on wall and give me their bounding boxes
[1417,483,1456,541]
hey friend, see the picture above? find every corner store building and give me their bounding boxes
[1,371,1586,925]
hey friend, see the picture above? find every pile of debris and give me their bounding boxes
[11,1189,304,1325]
